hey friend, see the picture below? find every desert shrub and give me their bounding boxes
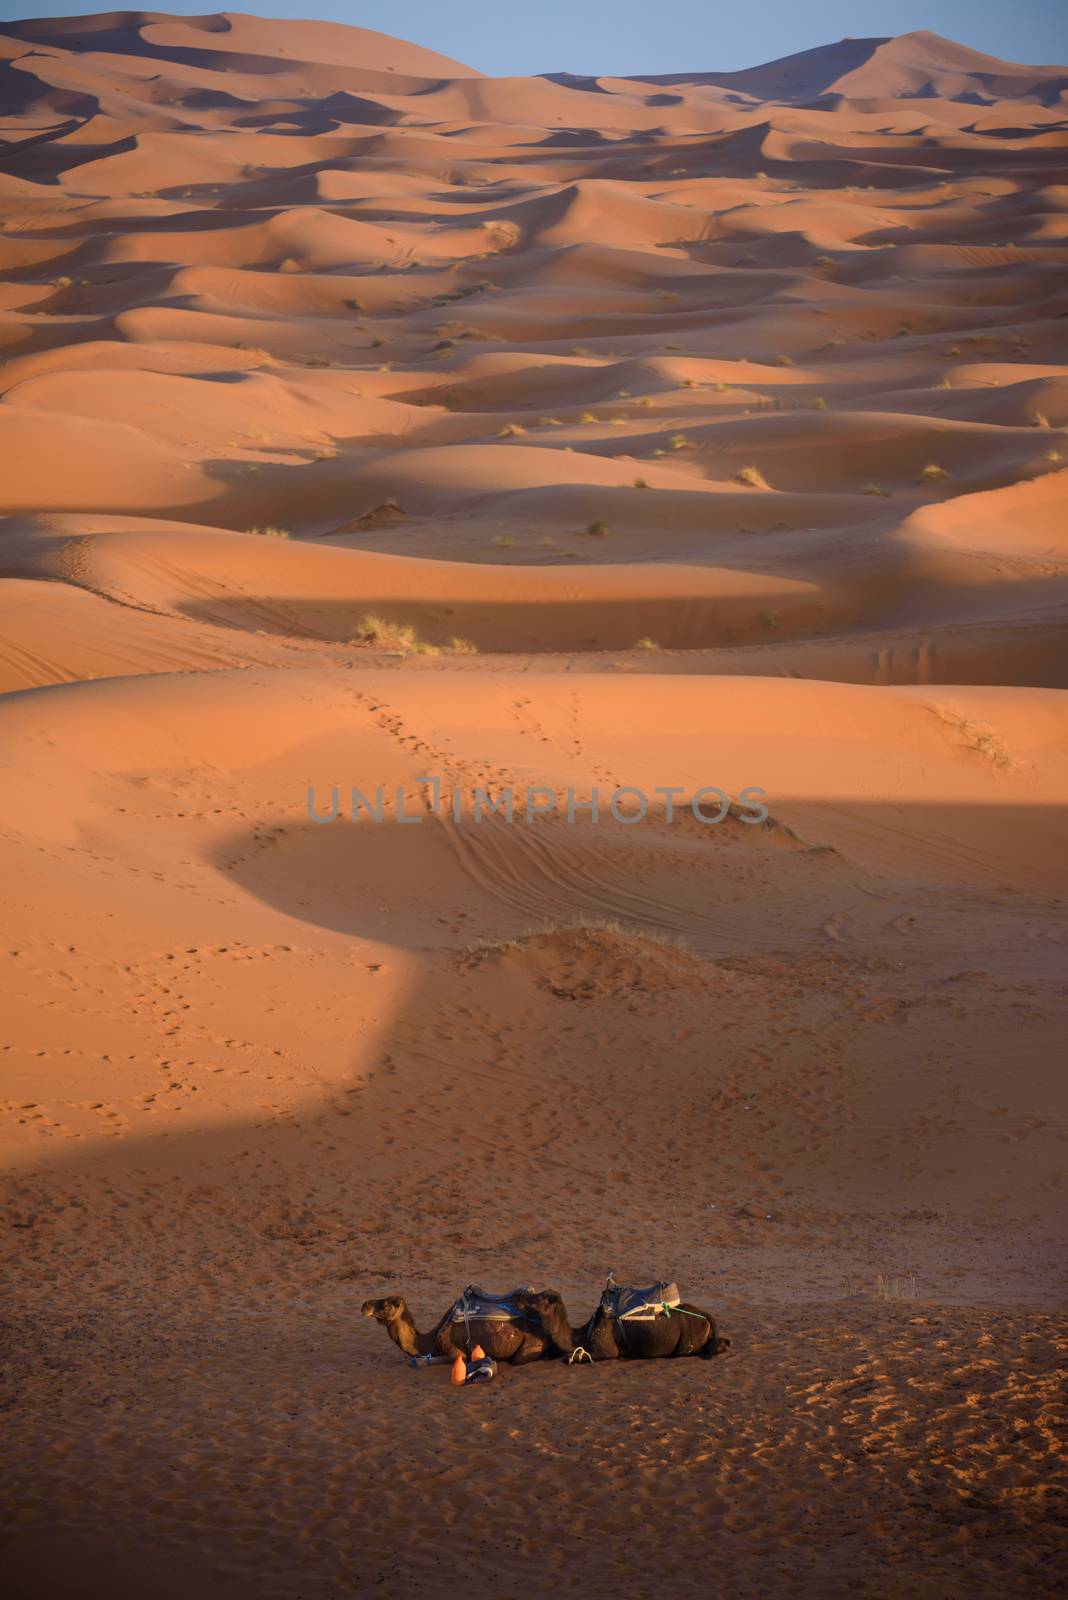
[352,614,434,653]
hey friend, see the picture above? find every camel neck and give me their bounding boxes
[388,1311,425,1357]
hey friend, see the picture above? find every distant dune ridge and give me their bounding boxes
[626,28,1068,104]
[1,12,1067,1600]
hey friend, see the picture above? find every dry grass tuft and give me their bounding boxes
[875,1273,918,1301]
[735,465,770,489]
[245,525,289,538]
[847,1274,919,1301]
[467,915,692,962]
[929,703,1013,768]
[917,463,949,483]
[352,614,436,655]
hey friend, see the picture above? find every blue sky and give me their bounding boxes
[1,1,1065,75]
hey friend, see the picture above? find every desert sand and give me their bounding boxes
[1,10,1067,1597]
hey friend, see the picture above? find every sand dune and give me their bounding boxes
[1,12,1066,1599]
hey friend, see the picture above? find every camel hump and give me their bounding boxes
[453,1285,539,1322]
[602,1280,682,1321]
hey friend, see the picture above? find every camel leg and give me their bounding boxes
[509,1340,545,1366]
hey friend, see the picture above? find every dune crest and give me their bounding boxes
[1,12,1066,1599]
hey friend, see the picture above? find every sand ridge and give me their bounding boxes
[1,11,1067,1598]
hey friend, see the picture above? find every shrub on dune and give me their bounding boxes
[917,463,949,483]
[352,614,435,654]
[245,525,289,538]
[585,519,609,537]
[735,465,770,489]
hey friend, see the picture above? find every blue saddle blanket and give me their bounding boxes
[600,1279,681,1322]
[451,1284,538,1323]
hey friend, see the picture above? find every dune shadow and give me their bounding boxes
[177,592,831,652]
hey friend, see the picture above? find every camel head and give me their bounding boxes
[519,1289,565,1319]
[361,1294,406,1324]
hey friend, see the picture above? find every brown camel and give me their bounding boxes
[361,1294,551,1364]
[514,1289,730,1361]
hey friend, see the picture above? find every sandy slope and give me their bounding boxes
[1,12,1066,1599]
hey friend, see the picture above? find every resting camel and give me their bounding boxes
[361,1294,551,1364]
[514,1289,730,1361]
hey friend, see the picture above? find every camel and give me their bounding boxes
[514,1289,730,1361]
[361,1293,551,1365]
